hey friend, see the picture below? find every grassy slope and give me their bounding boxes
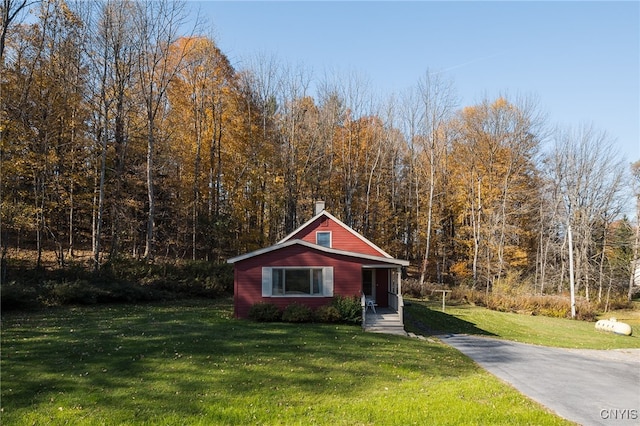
[405,299,640,349]
[1,300,570,425]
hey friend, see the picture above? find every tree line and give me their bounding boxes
[1,0,638,303]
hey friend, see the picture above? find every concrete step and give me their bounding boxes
[365,317,402,324]
[364,319,406,335]
[366,326,407,336]
[363,309,406,336]
[366,325,405,331]
[373,312,400,318]
[365,321,403,327]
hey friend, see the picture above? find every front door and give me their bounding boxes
[362,269,375,301]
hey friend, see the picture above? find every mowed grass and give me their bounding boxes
[1,299,570,425]
[405,299,640,349]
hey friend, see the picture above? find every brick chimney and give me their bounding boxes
[314,200,325,216]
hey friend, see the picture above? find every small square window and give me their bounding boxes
[316,231,331,248]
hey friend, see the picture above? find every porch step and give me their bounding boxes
[363,310,407,336]
[365,324,407,336]
[365,317,403,326]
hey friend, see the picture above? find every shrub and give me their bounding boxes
[96,281,167,304]
[314,305,341,323]
[402,278,424,298]
[282,303,313,323]
[0,281,42,311]
[460,291,600,321]
[171,262,234,297]
[575,300,598,321]
[332,295,362,323]
[46,280,106,305]
[594,297,634,312]
[248,302,281,322]
[0,257,233,311]
[101,259,234,298]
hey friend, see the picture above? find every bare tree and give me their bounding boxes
[277,62,312,233]
[545,123,627,317]
[335,70,374,229]
[398,86,422,263]
[238,52,283,241]
[134,0,192,261]
[85,0,138,269]
[416,70,457,288]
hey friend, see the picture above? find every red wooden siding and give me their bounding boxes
[234,244,393,318]
[287,215,386,257]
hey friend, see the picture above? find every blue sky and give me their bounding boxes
[193,1,639,163]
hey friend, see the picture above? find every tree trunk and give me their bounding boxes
[94,107,108,271]
[144,126,155,261]
[597,225,608,303]
[192,91,202,261]
[419,140,436,288]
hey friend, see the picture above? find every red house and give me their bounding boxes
[228,202,409,326]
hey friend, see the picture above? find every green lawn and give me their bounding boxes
[1,299,571,425]
[404,299,640,349]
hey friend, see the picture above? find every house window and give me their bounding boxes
[262,267,333,297]
[316,231,331,248]
[272,268,323,295]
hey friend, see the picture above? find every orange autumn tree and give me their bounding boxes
[449,96,543,292]
[166,36,241,260]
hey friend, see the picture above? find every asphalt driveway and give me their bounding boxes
[439,334,640,426]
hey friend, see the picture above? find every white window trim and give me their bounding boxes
[316,231,332,248]
[262,266,334,297]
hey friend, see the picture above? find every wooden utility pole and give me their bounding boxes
[567,221,576,319]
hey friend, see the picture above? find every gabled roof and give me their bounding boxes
[227,239,409,266]
[278,210,393,258]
